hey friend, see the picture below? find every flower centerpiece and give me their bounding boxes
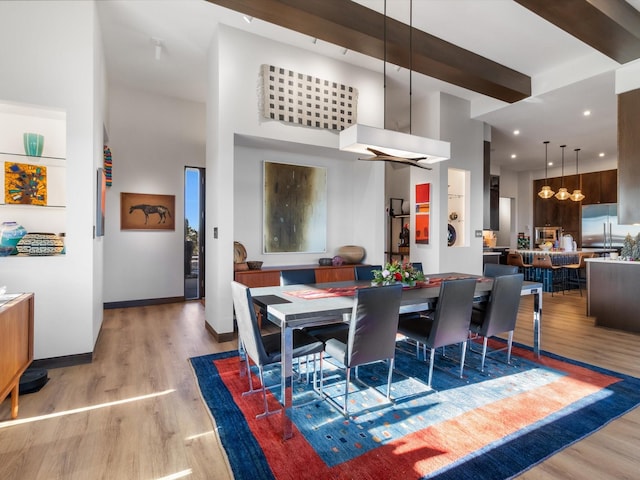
[372,261,424,287]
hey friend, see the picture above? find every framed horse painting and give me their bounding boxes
[120,192,175,230]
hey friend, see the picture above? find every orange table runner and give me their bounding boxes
[284,275,490,300]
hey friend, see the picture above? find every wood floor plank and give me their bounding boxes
[0,294,638,479]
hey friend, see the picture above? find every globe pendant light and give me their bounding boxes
[570,148,585,202]
[555,145,570,200]
[538,141,554,199]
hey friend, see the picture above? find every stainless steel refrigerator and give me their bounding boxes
[582,204,640,248]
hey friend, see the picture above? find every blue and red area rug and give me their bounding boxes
[190,340,640,480]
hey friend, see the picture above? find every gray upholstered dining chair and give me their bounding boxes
[231,281,323,419]
[483,263,518,278]
[318,283,403,416]
[469,273,523,371]
[280,269,316,286]
[354,264,382,281]
[397,278,477,387]
[474,263,519,314]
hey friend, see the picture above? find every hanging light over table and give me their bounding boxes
[555,145,570,200]
[339,0,450,166]
[570,148,585,202]
[538,141,554,199]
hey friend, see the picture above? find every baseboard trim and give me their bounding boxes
[104,296,185,309]
[205,321,235,343]
[31,352,93,370]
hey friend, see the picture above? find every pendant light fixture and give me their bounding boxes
[339,0,450,166]
[555,144,570,200]
[538,141,554,199]
[570,148,585,202]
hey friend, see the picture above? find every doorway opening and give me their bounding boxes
[185,166,205,300]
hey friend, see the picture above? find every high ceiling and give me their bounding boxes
[97,0,640,173]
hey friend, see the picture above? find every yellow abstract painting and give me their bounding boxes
[4,162,47,205]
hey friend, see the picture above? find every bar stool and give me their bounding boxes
[532,254,563,296]
[562,253,593,296]
[506,252,532,275]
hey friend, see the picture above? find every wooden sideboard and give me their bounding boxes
[0,293,35,420]
[234,264,359,288]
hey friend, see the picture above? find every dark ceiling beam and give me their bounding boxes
[515,0,640,64]
[206,0,531,103]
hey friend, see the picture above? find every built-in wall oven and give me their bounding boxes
[534,226,563,246]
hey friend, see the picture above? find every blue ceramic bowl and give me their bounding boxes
[0,245,15,256]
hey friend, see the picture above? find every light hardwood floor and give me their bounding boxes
[1,293,639,479]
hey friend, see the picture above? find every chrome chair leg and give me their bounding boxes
[386,358,394,399]
[459,341,467,378]
[428,347,436,387]
[343,367,351,415]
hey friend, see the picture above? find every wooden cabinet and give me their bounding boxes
[600,170,617,203]
[534,169,616,247]
[314,266,355,283]
[0,293,34,420]
[533,174,580,243]
[234,269,280,288]
[580,169,617,205]
[234,265,359,288]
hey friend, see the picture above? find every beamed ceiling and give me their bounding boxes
[207,0,640,103]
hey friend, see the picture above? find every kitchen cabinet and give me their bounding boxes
[533,174,580,244]
[581,170,617,205]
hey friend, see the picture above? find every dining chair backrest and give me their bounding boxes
[532,254,553,269]
[280,269,316,286]
[479,273,524,337]
[354,265,382,281]
[411,262,424,272]
[231,281,268,366]
[428,278,477,349]
[483,263,519,278]
[346,283,403,368]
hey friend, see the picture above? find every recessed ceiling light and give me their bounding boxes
[243,15,253,23]
[511,154,517,159]
[583,110,591,116]
[599,152,605,157]
[513,130,520,135]
[548,162,553,166]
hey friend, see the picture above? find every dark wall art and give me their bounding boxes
[263,161,327,253]
[120,192,175,231]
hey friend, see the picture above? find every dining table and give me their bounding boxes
[249,272,543,440]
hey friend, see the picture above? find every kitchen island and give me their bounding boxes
[586,257,640,333]
[514,249,616,292]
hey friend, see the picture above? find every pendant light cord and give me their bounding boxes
[409,0,413,135]
[560,145,566,183]
[383,0,387,130]
[544,141,549,181]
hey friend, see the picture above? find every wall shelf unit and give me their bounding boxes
[387,197,410,263]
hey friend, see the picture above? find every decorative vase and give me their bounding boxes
[336,245,365,264]
[0,221,28,255]
[23,132,45,157]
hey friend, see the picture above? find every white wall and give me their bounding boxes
[103,85,206,302]
[0,0,103,359]
[411,93,485,275]
[207,26,386,336]
[234,143,384,267]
